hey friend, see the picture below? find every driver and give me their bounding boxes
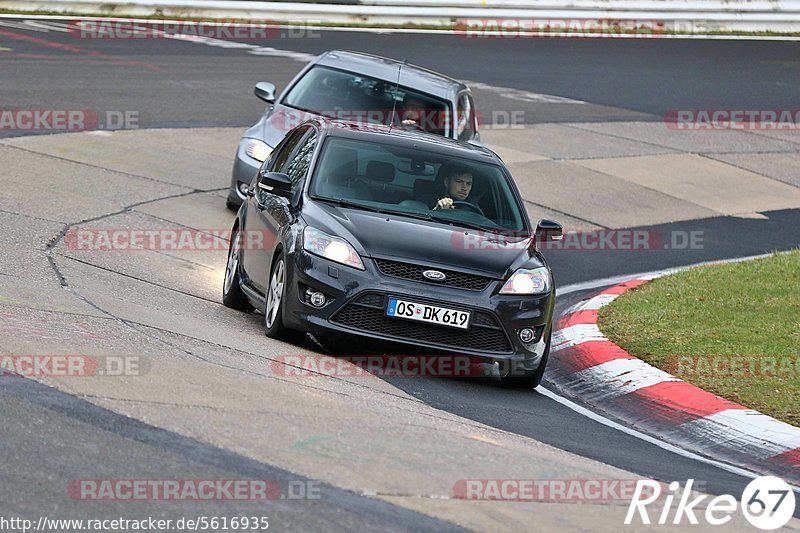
[433,163,474,210]
[400,96,427,131]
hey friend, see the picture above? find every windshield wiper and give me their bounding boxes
[426,213,499,233]
[379,209,434,222]
[281,103,321,115]
[317,197,385,214]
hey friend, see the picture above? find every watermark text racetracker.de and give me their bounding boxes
[454,478,667,502]
[271,107,527,133]
[665,109,800,130]
[68,479,320,501]
[70,18,321,40]
[450,229,704,251]
[674,355,800,378]
[455,18,673,38]
[272,355,491,378]
[0,355,143,378]
[64,228,273,252]
[0,109,139,132]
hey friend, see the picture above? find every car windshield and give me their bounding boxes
[283,65,451,137]
[310,137,528,233]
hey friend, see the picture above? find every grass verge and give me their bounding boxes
[598,250,800,426]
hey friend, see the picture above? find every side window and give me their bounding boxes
[456,93,476,141]
[270,126,309,173]
[285,131,318,191]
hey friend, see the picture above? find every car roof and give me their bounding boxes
[314,50,468,100]
[314,119,499,164]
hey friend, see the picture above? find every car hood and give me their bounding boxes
[247,104,321,148]
[303,201,540,279]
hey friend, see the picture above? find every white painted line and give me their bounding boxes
[463,80,587,105]
[580,292,619,310]
[551,322,606,352]
[0,20,50,32]
[159,33,319,61]
[536,386,791,487]
[680,409,800,459]
[572,357,680,396]
[23,19,71,32]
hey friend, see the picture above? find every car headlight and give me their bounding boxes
[303,227,364,270]
[245,139,272,162]
[500,267,551,295]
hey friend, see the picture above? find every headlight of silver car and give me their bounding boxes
[303,227,364,270]
[245,139,272,162]
[499,267,551,295]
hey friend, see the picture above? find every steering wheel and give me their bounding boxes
[452,201,485,216]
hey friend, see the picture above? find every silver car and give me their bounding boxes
[227,50,481,209]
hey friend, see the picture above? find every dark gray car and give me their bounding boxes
[227,50,480,209]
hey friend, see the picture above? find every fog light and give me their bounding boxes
[519,328,535,343]
[306,289,326,308]
[237,182,249,196]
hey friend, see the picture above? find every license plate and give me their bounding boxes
[386,297,470,330]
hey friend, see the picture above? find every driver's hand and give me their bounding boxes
[434,197,454,210]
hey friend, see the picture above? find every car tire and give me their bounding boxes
[222,227,254,313]
[226,195,242,211]
[264,252,305,343]
[500,327,551,389]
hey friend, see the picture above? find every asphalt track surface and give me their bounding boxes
[2,20,800,130]
[1,18,799,530]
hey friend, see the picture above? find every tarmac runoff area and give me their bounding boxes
[0,122,799,531]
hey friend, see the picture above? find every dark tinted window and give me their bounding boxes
[457,93,476,141]
[270,126,308,173]
[283,66,450,137]
[310,137,526,232]
[286,131,317,190]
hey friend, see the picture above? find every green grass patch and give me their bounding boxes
[598,250,800,426]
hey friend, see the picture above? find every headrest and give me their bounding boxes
[413,178,439,199]
[325,146,358,185]
[365,160,395,182]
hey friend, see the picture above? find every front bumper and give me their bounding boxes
[281,249,554,374]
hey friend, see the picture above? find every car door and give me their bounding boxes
[246,125,318,293]
[241,126,307,292]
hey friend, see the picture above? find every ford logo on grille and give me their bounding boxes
[422,270,446,282]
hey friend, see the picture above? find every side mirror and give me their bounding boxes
[254,82,276,104]
[258,171,292,199]
[535,219,563,244]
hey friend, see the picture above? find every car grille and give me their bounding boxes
[330,292,513,353]
[374,258,492,291]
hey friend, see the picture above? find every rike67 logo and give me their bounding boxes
[626,477,796,529]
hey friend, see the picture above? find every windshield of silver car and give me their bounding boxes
[283,66,451,137]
